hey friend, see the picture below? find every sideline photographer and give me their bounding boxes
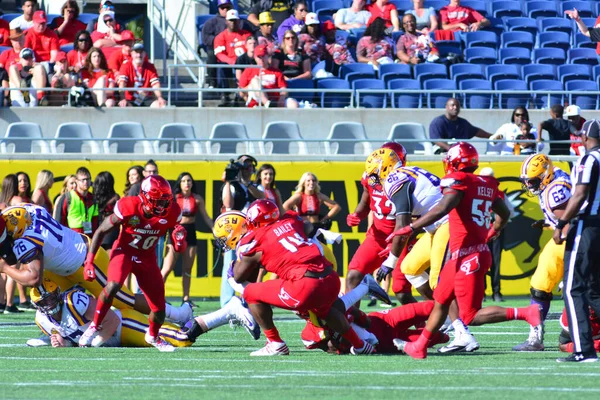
[220,154,264,306]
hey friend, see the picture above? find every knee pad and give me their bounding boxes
[530,288,553,302]
[405,272,429,288]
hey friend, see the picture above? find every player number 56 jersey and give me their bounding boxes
[538,167,572,227]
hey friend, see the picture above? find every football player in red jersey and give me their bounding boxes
[233,199,378,356]
[558,307,600,353]
[391,143,542,359]
[346,141,416,305]
[78,175,188,352]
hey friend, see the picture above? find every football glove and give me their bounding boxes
[385,224,414,243]
[376,253,399,283]
[83,253,96,282]
[346,213,362,227]
[172,225,188,253]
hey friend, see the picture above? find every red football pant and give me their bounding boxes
[433,251,491,325]
[107,250,166,313]
[244,273,340,319]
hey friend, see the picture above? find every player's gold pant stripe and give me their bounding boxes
[531,239,565,293]
[65,291,87,326]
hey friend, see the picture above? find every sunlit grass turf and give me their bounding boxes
[0,298,597,400]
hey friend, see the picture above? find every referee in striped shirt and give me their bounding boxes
[553,119,600,363]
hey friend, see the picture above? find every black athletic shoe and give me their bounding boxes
[5,305,24,314]
[556,352,598,363]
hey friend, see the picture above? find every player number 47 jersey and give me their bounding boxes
[538,167,572,227]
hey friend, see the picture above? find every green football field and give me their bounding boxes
[1,298,598,400]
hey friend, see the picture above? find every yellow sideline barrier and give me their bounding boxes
[0,159,564,297]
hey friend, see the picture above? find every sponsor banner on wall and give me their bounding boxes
[0,159,562,297]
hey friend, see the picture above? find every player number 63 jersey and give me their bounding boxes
[538,167,572,227]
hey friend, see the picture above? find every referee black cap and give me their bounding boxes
[581,119,600,138]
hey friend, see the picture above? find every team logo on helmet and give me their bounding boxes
[1,206,32,239]
[213,211,248,251]
[520,154,554,196]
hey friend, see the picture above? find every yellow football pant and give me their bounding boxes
[322,244,337,270]
[530,239,565,293]
[43,247,137,310]
[119,309,193,348]
[400,221,450,290]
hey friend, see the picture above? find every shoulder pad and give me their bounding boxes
[13,237,42,264]
[383,169,411,198]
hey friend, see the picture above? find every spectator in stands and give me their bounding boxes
[8,47,48,107]
[537,104,573,156]
[273,30,311,80]
[67,30,93,72]
[249,0,293,31]
[490,106,539,155]
[91,9,124,48]
[565,105,586,156]
[439,0,489,41]
[277,0,308,41]
[0,28,30,70]
[429,97,492,152]
[52,174,77,216]
[82,47,116,107]
[366,0,400,33]
[107,30,136,75]
[299,13,326,66]
[239,44,288,108]
[24,11,59,63]
[334,0,371,32]
[201,0,234,89]
[255,163,284,211]
[17,171,32,202]
[405,0,438,32]
[323,20,355,76]
[93,171,120,253]
[9,0,37,31]
[515,121,536,156]
[123,165,144,196]
[214,9,252,106]
[235,36,257,82]
[256,12,278,49]
[396,14,439,65]
[0,67,7,106]
[356,17,394,70]
[118,43,166,108]
[55,166,98,236]
[32,169,54,214]
[48,51,75,106]
[0,16,10,47]
[51,1,87,46]
[85,0,115,32]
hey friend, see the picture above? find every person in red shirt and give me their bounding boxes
[79,175,188,352]
[51,1,87,46]
[91,10,123,48]
[0,17,10,46]
[366,0,400,32]
[67,30,93,72]
[117,43,165,108]
[82,47,116,107]
[214,9,252,106]
[564,105,586,156]
[0,28,30,69]
[24,11,59,63]
[439,0,490,41]
[238,44,288,108]
[48,51,74,105]
[388,143,541,359]
[8,47,47,107]
[107,30,138,75]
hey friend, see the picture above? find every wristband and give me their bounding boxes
[556,219,568,230]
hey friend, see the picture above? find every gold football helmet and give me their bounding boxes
[520,154,554,195]
[31,278,62,315]
[1,206,32,239]
[213,211,248,251]
[364,147,404,186]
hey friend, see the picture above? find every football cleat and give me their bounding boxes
[78,322,101,347]
[393,338,407,353]
[26,335,51,347]
[393,338,427,359]
[513,325,544,352]
[361,274,392,305]
[250,341,290,356]
[438,332,480,353]
[350,341,376,355]
[145,332,175,352]
[556,352,598,363]
[226,296,261,340]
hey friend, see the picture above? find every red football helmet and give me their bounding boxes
[140,175,173,217]
[246,199,280,230]
[443,142,479,174]
[381,141,407,168]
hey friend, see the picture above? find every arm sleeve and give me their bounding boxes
[238,69,250,88]
[439,8,449,24]
[201,19,217,48]
[466,120,479,138]
[578,155,599,185]
[428,117,443,140]
[390,180,415,215]
[471,9,484,22]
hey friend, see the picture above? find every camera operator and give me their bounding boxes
[220,154,264,307]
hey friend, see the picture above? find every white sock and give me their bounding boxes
[199,307,230,331]
[452,319,471,335]
[341,281,369,310]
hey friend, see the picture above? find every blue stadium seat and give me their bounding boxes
[414,63,448,84]
[340,63,375,79]
[316,10,335,21]
[196,15,213,49]
[496,79,529,109]
[560,1,593,18]
[346,72,376,86]
[594,65,600,83]
[486,17,506,37]
[487,64,522,87]
[424,0,447,9]
[353,79,386,108]
[568,48,599,66]
[287,79,315,104]
[389,0,413,13]
[538,31,571,52]
[379,64,412,86]
[450,63,486,87]
[575,33,595,50]
[317,78,351,108]
[539,18,572,36]
[505,17,538,37]
[525,1,557,19]
[491,1,522,18]
[530,80,563,109]
[499,48,531,65]
[557,65,592,85]
[465,31,498,49]
[0,13,21,22]
[436,41,463,57]
[533,48,566,65]
[389,79,421,108]
[424,79,456,109]
[312,0,344,12]
[500,31,535,51]
[78,13,99,24]
[567,80,598,110]
[523,64,557,85]
[460,79,493,109]
[465,47,497,65]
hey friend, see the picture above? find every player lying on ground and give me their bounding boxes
[0,204,192,325]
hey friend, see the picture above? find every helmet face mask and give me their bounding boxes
[31,279,62,316]
[140,176,173,217]
[213,211,248,251]
[521,154,554,196]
